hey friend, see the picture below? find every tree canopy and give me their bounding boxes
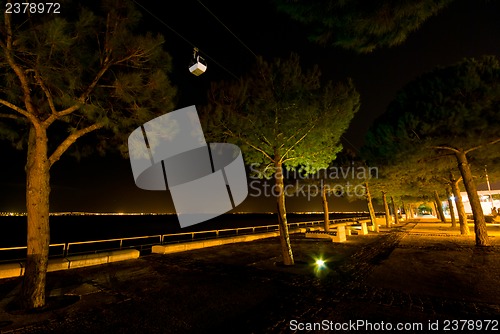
[202,53,360,264]
[0,0,176,157]
[203,53,360,175]
[274,0,453,53]
[362,55,500,245]
[363,56,500,171]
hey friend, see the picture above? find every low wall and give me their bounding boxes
[152,231,280,255]
[0,220,370,278]
[0,249,140,280]
[153,220,375,255]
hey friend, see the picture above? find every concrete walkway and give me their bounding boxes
[0,219,499,333]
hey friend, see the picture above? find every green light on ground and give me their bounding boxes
[315,259,326,269]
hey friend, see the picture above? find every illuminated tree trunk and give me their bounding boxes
[365,182,378,232]
[322,186,330,232]
[408,204,414,219]
[274,156,294,265]
[446,188,457,228]
[22,126,51,309]
[450,172,469,235]
[382,191,391,228]
[455,151,489,246]
[434,190,446,223]
[431,203,436,217]
[391,196,399,225]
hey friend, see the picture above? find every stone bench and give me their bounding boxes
[305,219,373,242]
[305,224,347,242]
[347,220,369,235]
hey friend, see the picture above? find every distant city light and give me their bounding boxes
[0,212,176,217]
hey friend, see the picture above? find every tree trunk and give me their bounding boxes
[431,202,436,216]
[433,190,446,223]
[434,199,443,221]
[365,182,378,232]
[21,126,51,309]
[390,196,399,225]
[382,192,391,228]
[446,188,457,228]
[274,158,294,265]
[322,186,330,232]
[455,151,489,246]
[450,173,469,235]
[409,204,414,219]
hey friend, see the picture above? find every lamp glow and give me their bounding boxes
[315,259,326,268]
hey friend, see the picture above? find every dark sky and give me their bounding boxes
[1,0,500,213]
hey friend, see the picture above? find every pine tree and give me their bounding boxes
[201,54,360,265]
[363,56,500,246]
[0,0,176,308]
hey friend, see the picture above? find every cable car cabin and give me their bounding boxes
[189,55,207,76]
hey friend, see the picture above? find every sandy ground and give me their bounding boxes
[0,219,499,333]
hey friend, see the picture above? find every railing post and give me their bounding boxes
[119,239,123,249]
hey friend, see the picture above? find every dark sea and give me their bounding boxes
[0,212,369,261]
[0,212,370,247]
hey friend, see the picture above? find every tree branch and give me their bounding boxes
[260,134,272,148]
[44,42,157,126]
[416,151,455,164]
[280,123,316,163]
[34,68,57,115]
[248,142,274,162]
[465,138,500,154]
[224,128,274,163]
[0,113,23,120]
[43,10,141,126]
[431,145,460,154]
[0,99,30,118]
[49,123,104,167]
[431,138,500,155]
[281,157,298,164]
[438,176,450,184]
[2,10,38,124]
[281,149,323,164]
[44,62,113,127]
[113,44,159,66]
[220,120,274,163]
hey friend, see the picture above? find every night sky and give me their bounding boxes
[1,0,500,213]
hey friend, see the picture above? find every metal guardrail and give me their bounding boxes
[0,216,370,262]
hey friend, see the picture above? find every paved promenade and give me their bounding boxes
[0,219,499,333]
